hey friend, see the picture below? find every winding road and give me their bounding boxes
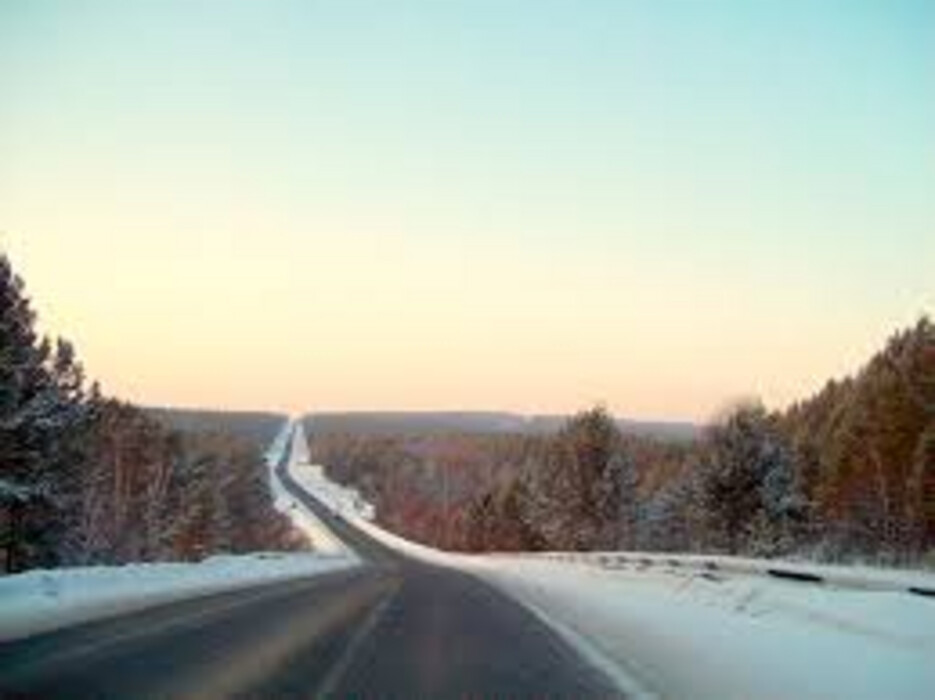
[0,427,620,699]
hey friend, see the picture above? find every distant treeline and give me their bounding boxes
[147,407,286,450]
[0,255,298,572]
[310,319,935,565]
[306,411,698,441]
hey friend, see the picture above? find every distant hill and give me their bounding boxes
[147,407,288,449]
[303,411,699,441]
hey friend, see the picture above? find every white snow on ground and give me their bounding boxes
[0,553,354,642]
[466,557,935,700]
[531,549,935,592]
[267,420,355,555]
[284,422,375,521]
[286,427,935,699]
[0,420,357,642]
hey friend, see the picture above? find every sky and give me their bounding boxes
[1,1,932,421]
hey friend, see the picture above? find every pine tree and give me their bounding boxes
[0,254,45,494]
[806,319,935,560]
[639,469,702,552]
[594,451,638,549]
[698,403,804,555]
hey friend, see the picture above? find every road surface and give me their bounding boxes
[0,427,620,699]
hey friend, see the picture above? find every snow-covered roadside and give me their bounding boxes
[351,516,935,698]
[466,557,935,699]
[287,443,935,699]
[267,420,354,556]
[528,549,935,594]
[0,553,354,642]
[282,422,374,522]
[0,421,356,642]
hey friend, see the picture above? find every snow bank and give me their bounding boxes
[285,422,375,521]
[0,552,355,642]
[267,420,354,556]
[345,518,935,698]
[467,557,935,699]
[527,550,935,595]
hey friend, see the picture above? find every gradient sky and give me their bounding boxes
[1,1,932,420]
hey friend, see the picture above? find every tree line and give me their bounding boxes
[311,318,935,564]
[0,255,299,572]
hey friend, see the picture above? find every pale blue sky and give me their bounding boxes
[1,1,932,419]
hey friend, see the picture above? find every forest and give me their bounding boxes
[3,246,932,572]
[0,255,299,572]
[147,407,286,448]
[310,319,935,565]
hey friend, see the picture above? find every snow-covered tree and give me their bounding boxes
[0,255,93,568]
[594,450,638,549]
[698,402,807,555]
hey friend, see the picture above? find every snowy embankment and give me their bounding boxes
[266,420,357,556]
[289,432,935,700]
[0,421,356,642]
[467,555,935,699]
[529,549,935,595]
[0,553,352,642]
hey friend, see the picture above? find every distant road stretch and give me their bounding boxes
[0,428,619,699]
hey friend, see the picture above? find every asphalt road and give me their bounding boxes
[0,430,620,699]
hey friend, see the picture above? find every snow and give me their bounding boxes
[0,553,355,642]
[285,428,935,699]
[266,420,354,555]
[0,477,37,503]
[465,557,935,699]
[527,550,935,593]
[349,526,935,698]
[283,422,375,521]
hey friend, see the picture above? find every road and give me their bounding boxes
[0,427,621,699]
